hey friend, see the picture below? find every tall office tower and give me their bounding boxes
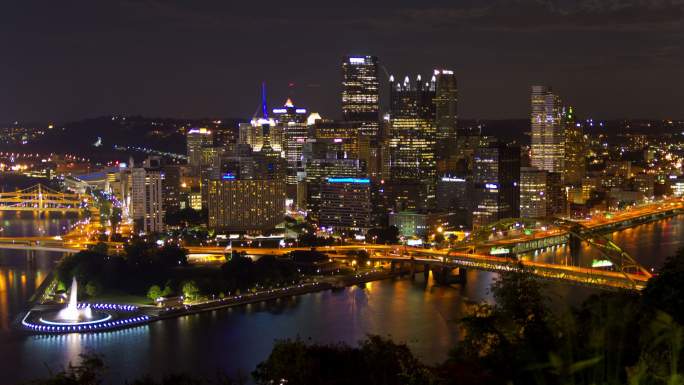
[313,119,372,171]
[300,139,367,223]
[273,99,309,186]
[433,69,458,161]
[563,106,586,186]
[472,142,520,228]
[208,145,286,233]
[186,128,213,176]
[520,167,548,218]
[160,163,182,214]
[207,178,285,233]
[319,177,373,234]
[342,55,380,138]
[199,145,224,209]
[131,157,164,233]
[530,85,564,174]
[238,118,282,153]
[388,74,437,206]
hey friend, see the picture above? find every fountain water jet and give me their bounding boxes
[57,277,81,321]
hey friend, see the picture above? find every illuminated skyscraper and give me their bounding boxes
[342,55,380,137]
[186,128,213,176]
[530,85,564,174]
[207,178,285,233]
[131,157,164,233]
[388,74,437,206]
[319,177,372,234]
[472,142,520,228]
[433,69,458,161]
[563,106,586,186]
[272,98,309,185]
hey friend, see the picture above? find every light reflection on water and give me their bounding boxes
[522,215,684,270]
[0,216,682,384]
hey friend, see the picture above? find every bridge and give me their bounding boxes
[477,199,684,255]
[0,184,88,213]
[2,198,680,291]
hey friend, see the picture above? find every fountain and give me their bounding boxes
[36,277,110,326]
[57,277,83,321]
[21,277,151,333]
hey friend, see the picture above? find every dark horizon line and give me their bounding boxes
[2,115,683,127]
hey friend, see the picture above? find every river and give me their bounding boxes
[1,215,683,384]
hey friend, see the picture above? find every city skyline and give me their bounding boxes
[2,1,683,123]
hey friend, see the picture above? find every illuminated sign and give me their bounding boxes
[485,183,498,189]
[327,178,370,184]
[349,57,366,64]
[490,247,510,255]
[296,108,307,114]
[272,108,287,114]
[188,128,210,135]
[222,174,236,180]
[441,177,465,182]
[592,259,613,268]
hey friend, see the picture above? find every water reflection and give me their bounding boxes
[0,216,682,384]
[522,215,684,270]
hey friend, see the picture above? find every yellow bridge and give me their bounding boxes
[0,184,88,213]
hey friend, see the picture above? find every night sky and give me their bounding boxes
[1,1,682,123]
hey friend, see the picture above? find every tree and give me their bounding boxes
[30,353,106,385]
[453,266,556,384]
[252,335,434,385]
[147,285,162,301]
[153,244,188,267]
[181,280,200,301]
[85,280,102,298]
[433,232,445,246]
[110,206,122,241]
[88,242,109,255]
[366,226,399,244]
[643,248,684,324]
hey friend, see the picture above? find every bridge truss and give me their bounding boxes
[555,219,653,289]
[0,184,88,213]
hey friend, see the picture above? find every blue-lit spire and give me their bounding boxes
[262,81,268,119]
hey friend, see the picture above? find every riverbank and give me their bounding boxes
[144,269,399,324]
[21,269,401,334]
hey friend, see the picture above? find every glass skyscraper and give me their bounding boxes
[530,85,564,175]
[342,55,380,138]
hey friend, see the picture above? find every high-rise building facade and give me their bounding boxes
[472,142,520,228]
[520,167,548,218]
[186,128,213,176]
[161,163,181,214]
[433,69,458,161]
[273,99,309,185]
[563,106,587,186]
[519,167,565,219]
[319,177,372,234]
[131,157,164,233]
[388,74,437,206]
[530,85,564,174]
[207,178,286,233]
[300,140,366,223]
[342,55,380,138]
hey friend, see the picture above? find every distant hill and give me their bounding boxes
[0,115,242,163]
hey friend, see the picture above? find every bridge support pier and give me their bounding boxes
[423,264,430,281]
[432,266,467,286]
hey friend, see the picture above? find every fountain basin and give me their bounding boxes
[21,303,152,334]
